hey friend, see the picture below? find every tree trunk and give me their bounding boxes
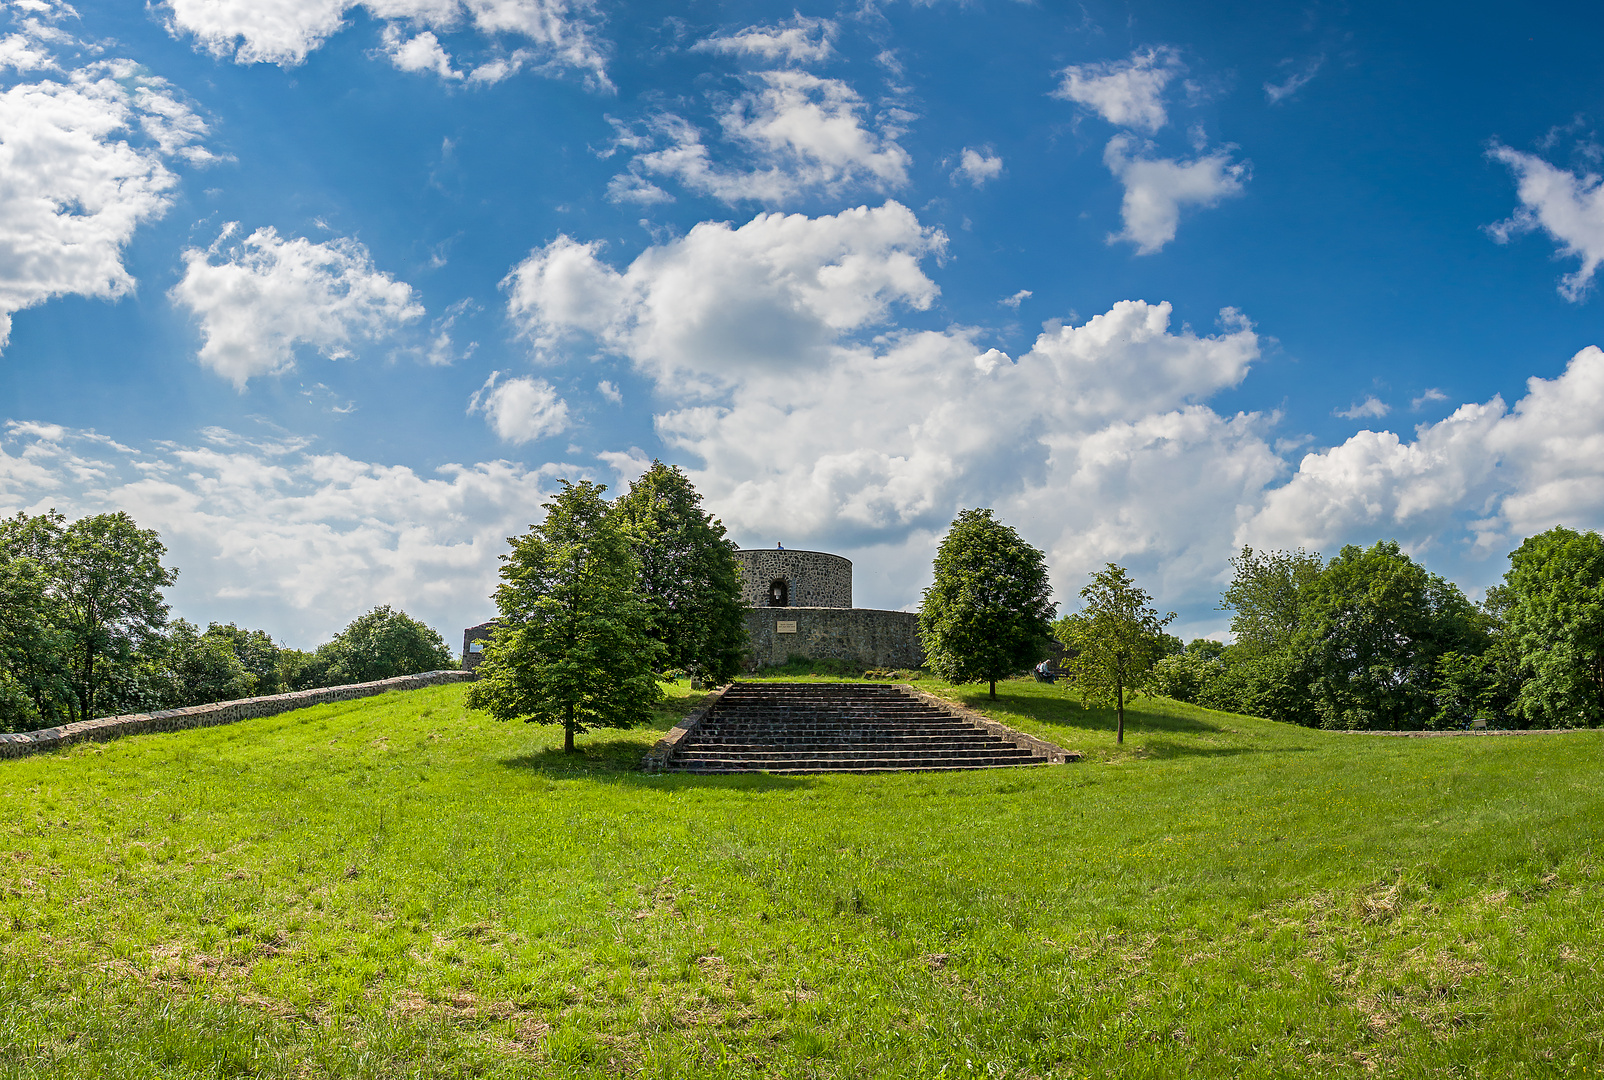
[989,678,997,699]
[564,701,576,753]
[1116,673,1124,744]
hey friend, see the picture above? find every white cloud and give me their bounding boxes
[381,26,462,80]
[0,31,54,71]
[1264,56,1323,104]
[1488,143,1604,302]
[1000,289,1032,308]
[1411,388,1448,410]
[597,378,622,403]
[1335,395,1390,420]
[468,371,570,444]
[1242,345,1604,560]
[1054,46,1182,133]
[612,71,911,204]
[951,146,1003,187]
[0,48,215,352]
[504,201,944,388]
[502,203,1271,616]
[160,0,611,89]
[695,14,835,64]
[0,422,568,648]
[170,226,425,389]
[1103,134,1249,254]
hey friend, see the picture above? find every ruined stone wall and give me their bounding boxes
[734,549,852,609]
[743,607,923,670]
[0,670,475,761]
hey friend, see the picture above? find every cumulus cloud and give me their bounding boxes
[1000,289,1031,308]
[1242,346,1604,560]
[0,36,216,352]
[951,146,1003,187]
[504,201,943,388]
[501,202,1273,618]
[695,14,835,64]
[468,371,570,444]
[1488,143,1604,301]
[1103,134,1249,253]
[610,71,911,204]
[1335,395,1390,420]
[1412,388,1448,410]
[170,226,425,389]
[0,421,566,647]
[160,0,611,89]
[1054,46,1183,133]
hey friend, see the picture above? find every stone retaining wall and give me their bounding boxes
[744,606,923,671]
[0,670,476,761]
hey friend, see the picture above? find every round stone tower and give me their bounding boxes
[734,549,852,609]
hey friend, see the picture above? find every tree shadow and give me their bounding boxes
[1131,739,1314,761]
[498,735,814,790]
[948,685,1232,737]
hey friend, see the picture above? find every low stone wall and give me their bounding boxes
[0,670,476,762]
[643,683,734,770]
[744,606,923,671]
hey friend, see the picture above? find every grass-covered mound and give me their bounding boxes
[1,678,1601,1078]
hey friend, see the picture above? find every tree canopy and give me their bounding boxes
[613,461,746,684]
[1220,546,1324,655]
[1056,563,1176,743]
[467,480,663,752]
[918,508,1056,698]
[1490,525,1604,728]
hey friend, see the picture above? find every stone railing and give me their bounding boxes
[0,670,475,761]
[643,683,733,771]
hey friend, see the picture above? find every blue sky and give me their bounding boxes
[2,0,1602,648]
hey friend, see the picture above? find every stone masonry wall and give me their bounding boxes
[744,607,923,670]
[734,549,852,608]
[0,670,475,761]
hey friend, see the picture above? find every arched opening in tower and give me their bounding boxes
[767,578,789,607]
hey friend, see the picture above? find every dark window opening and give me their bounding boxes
[767,578,789,607]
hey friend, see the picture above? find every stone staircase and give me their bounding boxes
[655,682,1070,774]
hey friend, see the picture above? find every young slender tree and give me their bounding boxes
[613,461,747,684]
[918,508,1056,698]
[467,481,663,752]
[1057,564,1176,744]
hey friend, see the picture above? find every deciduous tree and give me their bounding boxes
[467,481,662,752]
[614,461,746,684]
[1056,564,1176,743]
[1220,546,1323,655]
[918,509,1056,698]
[1491,525,1604,727]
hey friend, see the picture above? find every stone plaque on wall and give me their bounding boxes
[776,621,798,633]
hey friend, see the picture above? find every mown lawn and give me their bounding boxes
[1,676,1601,1078]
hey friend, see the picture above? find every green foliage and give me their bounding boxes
[0,509,177,722]
[1492,525,1604,728]
[918,508,1056,697]
[613,460,747,684]
[1056,563,1176,742]
[203,621,285,696]
[1295,540,1488,730]
[1221,545,1324,654]
[155,619,253,708]
[467,480,663,751]
[311,605,454,686]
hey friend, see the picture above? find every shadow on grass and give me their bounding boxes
[1134,739,1314,760]
[949,685,1228,737]
[499,735,814,790]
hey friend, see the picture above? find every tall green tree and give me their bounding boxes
[1056,564,1176,743]
[1491,525,1604,727]
[1220,546,1324,655]
[467,481,663,752]
[918,508,1056,698]
[315,605,454,685]
[1,511,178,721]
[157,619,253,707]
[1294,540,1486,730]
[614,461,747,684]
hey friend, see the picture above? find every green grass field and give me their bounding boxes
[2,677,1601,1078]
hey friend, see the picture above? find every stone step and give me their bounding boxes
[675,759,1052,774]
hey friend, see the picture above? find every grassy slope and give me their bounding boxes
[0,677,1601,1078]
